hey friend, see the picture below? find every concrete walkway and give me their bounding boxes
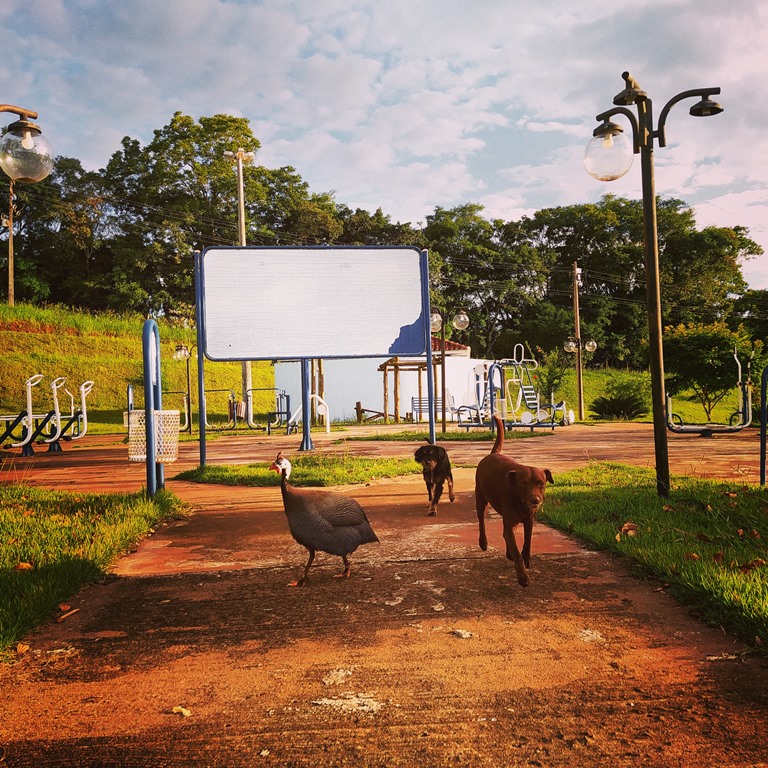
[1,423,767,767]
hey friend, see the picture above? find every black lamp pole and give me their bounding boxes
[586,72,723,497]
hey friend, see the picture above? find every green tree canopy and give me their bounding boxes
[2,112,763,361]
[664,322,762,421]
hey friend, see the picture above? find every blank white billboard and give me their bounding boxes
[200,246,428,360]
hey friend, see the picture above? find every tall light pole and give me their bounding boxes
[564,260,597,421]
[224,148,256,405]
[585,72,723,497]
[564,334,597,421]
[430,308,470,433]
[0,105,54,306]
[572,261,585,420]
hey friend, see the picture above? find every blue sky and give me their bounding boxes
[3,0,768,287]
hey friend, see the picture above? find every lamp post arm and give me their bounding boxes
[656,87,721,147]
[595,106,641,153]
[0,105,38,121]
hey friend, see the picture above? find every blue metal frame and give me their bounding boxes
[142,319,164,497]
[194,249,208,466]
[420,249,437,445]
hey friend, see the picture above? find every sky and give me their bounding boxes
[2,0,768,288]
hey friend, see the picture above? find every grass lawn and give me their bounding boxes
[0,486,186,658]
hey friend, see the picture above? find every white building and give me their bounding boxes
[274,338,493,424]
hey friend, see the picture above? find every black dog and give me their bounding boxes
[414,443,456,516]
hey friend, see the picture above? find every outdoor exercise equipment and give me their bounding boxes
[202,388,237,431]
[1,374,94,455]
[666,349,753,438]
[41,378,94,451]
[287,393,332,436]
[456,345,573,431]
[245,387,292,435]
[455,361,502,429]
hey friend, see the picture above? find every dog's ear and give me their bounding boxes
[544,469,554,484]
[506,470,518,490]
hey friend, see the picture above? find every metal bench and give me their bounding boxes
[411,395,458,422]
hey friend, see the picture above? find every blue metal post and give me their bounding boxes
[142,319,164,497]
[298,358,314,451]
[194,250,207,466]
[421,250,437,445]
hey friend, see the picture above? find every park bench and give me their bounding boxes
[411,393,458,422]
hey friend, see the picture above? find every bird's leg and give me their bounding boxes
[289,548,315,587]
[334,554,352,579]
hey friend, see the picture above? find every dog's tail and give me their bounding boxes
[491,414,504,454]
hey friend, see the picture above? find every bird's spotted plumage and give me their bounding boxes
[269,452,379,585]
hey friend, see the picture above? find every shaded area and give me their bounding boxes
[2,424,768,766]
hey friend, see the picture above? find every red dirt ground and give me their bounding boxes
[1,423,767,767]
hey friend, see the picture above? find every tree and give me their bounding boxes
[424,204,551,359]
[731,288,768,341]
[658,207,755,325]
[507,196,760,369]
[336,206,423,247]
[100,113,261,315]
[283,193,343,244]
[663,322,762,421]
[512,197,649,368]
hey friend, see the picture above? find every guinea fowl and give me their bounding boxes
[269,452,379,586]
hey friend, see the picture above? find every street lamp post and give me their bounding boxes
[0,105,54,306]
[430,309,470,433]
[584,72,722,497]
[173,343,194,434]
[564,336,597,421]
[571,261,585,420]
[224,148,256,406]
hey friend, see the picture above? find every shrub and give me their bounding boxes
[589,378,649,420]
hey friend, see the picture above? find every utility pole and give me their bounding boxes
[572,261,585,421]
[224,148,255,407]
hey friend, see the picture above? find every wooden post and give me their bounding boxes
[432,357,439,420]
[394,358,401,423]
[383,363,389,424]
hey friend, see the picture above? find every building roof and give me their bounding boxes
[431,336,471,355]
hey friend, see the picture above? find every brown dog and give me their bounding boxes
[475,415,554,587]
[414,443,456,516]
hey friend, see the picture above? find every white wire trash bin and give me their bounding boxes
[127,409,181,463]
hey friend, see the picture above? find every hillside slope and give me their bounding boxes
[0,305,274,431]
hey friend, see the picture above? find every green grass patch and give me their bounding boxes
[175,454,420,487]
[542,462,768,647]
[0,485,187,656]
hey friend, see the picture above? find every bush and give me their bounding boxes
[589,378,649,420]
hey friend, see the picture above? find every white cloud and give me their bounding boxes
[2,0,767,288]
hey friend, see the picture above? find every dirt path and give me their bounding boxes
[1,424,767,767]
